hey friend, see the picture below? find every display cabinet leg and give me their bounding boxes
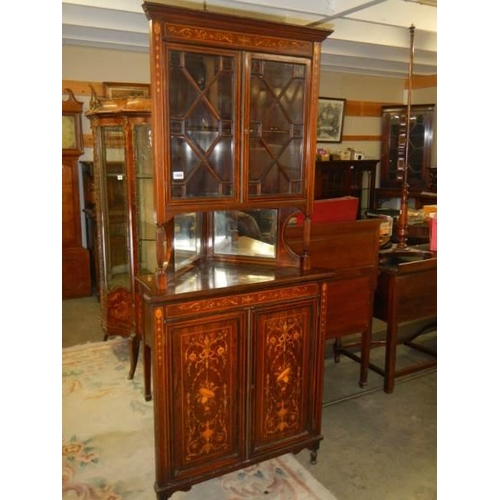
[144,342,152,402]
[310,448,318,465]
[128,334,140,380]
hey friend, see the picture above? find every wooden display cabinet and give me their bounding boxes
[314,159,379,216]
[86,96,156,376]
[62,89,91,299]
[376,104,436,208]
[136,3,333,498]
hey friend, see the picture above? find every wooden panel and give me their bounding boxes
[62,158,81,248]
[407,74,437,89]
[325,275,373,338]
[373,260,437,323]
[286,219,380,271]
[62,247,91,299]
[251,301,314,454]
[169,312,246,477]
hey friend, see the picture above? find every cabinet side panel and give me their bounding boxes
[168,312,246,478]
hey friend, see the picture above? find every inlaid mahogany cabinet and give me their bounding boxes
[86,96,156,376]
[136,3,333,498]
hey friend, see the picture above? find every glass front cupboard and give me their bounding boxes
[86,97,155,377]
[136,4,333,499]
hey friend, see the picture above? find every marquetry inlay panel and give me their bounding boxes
[170,314,244,473]
[106,287,133,327]
[252,303,313,449]
[163,23,312,56]
[167,284,318,317]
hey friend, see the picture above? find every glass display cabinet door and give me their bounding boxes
[168,49,239,201]
[383,105,434,189]
[99,126,131,295]
[247,56,307,198]
[133,122,156,274]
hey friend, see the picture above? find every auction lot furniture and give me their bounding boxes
[314,159,379,217]
[372,248,437,393]
[86,97,155,378]
[137,3,333,498]
[334,245,437,394]
[286,218,380,388]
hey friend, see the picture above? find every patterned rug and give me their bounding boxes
[62,338,337,500]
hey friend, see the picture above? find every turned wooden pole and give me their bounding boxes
[396,24,415,249]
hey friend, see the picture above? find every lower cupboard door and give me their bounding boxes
[168,312,247,478]
[250,300,318,455]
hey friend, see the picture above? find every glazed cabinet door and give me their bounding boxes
[246,55,310,200]
[131,120,156,275]
[162,47,311,208]
[381,104,434,189]
[250,299,320,456]
[167,47,240,204]
[165,312,247,480]
[95,123,134,334]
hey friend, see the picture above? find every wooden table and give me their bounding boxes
[372,246,437,393]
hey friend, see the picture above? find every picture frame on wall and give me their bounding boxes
[102,82,150,99]
[317,97,346,143]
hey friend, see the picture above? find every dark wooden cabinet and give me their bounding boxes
[62,90,91,299]
[137,3,332,498]
[314,159,379,216]
[375,104,436,210]
[86,98,155,361]
[380,104,435,190]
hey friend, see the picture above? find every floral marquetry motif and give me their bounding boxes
[165,24,311,55]
[170,315,244,470]
[253,304,314,447]
[168,284,317,317]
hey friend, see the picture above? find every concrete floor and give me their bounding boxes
[62,295,437,500]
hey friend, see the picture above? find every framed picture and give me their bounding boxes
[316,97,346,143]
[102,82,150,99]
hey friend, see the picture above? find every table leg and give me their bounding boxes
[384,320,398,393]
[359,328,371,387]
